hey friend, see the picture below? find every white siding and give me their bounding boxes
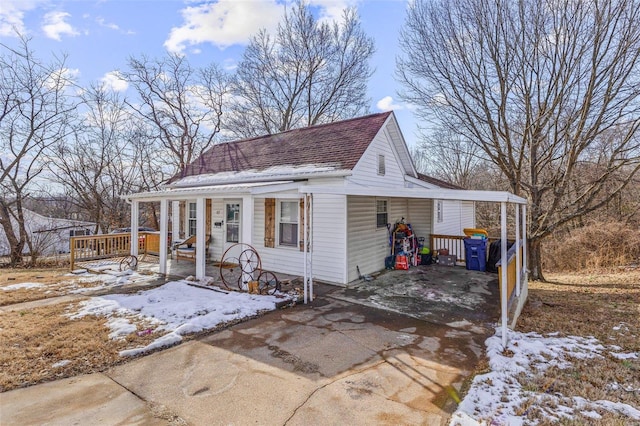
[407,198,432,250]
[252,194,347,284]
[308,194,347,284]
[349,126,407,188]
[432,200,476,236]
[346,196,435,282]
[347,196,390,282]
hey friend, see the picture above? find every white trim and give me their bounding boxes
[167,170,350,189]
[515,204,521,297]
[171,201,180,241]
[195,197,206,280]
[123,181,298,202]
[276,200,299,248]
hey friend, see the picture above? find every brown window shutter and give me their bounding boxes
[264,198,275,248]
[205,199,212,234]
[299,197,305,252]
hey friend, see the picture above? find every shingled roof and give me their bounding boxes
[417,173,464,190]
[168,111,392,184]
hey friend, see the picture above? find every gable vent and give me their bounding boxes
[377,154,385,176]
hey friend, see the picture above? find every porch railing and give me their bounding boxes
[69,232,161,270]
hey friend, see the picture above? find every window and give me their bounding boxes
[376,200,388,228]
[279,201,298,247]
[69,229,89,237]
[188,202,197,236]
[377,154,385,176]
[226,203,240,243]
[436,200,444,223]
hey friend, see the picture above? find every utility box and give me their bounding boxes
[464,238,487,271]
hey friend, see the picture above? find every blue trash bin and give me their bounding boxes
[464,238,487,271]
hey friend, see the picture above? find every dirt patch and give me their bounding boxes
[0,301,164,392]
[514,271,640,425]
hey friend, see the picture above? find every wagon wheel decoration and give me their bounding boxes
[257,271,280,295]
[119,255,138,271]
[219,243,262,290]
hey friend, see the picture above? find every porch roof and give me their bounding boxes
[300,184,527,204]
[123,181,296,202]
[124,179,526,205]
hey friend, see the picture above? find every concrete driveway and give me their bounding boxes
[1,279,495,426]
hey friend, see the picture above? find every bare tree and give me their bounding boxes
[49,84,145,233]
[0,34,76,266]
[123,54,229,172]
[228,2,375,137]
[398,0,640,280]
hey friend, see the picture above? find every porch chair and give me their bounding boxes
[173,235,211,262]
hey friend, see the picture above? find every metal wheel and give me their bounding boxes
[119,255,138,271]
[258,271,280,295]
[219,244,262,291]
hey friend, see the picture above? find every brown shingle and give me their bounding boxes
[168,112,392,183]
[416,173,464,190]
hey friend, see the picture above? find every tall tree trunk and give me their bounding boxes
[0,203,24,267]
[529,238,545,282]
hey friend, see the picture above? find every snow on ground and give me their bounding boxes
[68,280,287,357]
[449,329,640,426]
[1,282,44,291]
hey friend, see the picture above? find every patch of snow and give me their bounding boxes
[67,280,287,357]
[107,317,138,340]
[1,282,44,291]
[119,332,183,357]
[449,329,640,425]
[610,351,638,360]
[52,360,71,368]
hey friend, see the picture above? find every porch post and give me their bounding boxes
[515,204,521,297]
[309,194,314,302]
[195,197,206,280]
[159,199,168,275]
[130,200,139,257]
[303,195,308,304]
[242,195,253,245]
[171,201,180,243]
[500,202,508,348]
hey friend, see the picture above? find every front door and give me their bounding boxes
[224,201,241,258]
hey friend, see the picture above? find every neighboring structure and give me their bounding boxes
[0,208,96,257]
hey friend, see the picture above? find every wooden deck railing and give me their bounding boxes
[70,232,161,270]
[430,234,466,261]
[497,241,523,303]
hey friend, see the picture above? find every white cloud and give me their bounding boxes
[101,71,128,92]
[376,96,404,112]
[309,0,359,23]
[164,0,284,53]
[96,17,120,31]
[222,58,237,71]
[0,0,47,37]
[42,11,79,41]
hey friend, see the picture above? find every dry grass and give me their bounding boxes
[0,302,161,392]
[514,271,640,425]
[0,269,102,306]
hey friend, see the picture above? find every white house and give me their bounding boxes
[0,208,96,257]
[124,111,528,346]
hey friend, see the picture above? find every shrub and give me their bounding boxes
[543,221,640,272]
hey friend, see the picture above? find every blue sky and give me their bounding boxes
[0,0,419,147]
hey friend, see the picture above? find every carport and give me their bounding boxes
[301,185,528,347]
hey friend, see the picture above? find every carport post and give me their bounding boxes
[500,202,508,348]
[159,199,168,275]
[522,205,528,281]
[303,195,308,304]
[515,204,521,297]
